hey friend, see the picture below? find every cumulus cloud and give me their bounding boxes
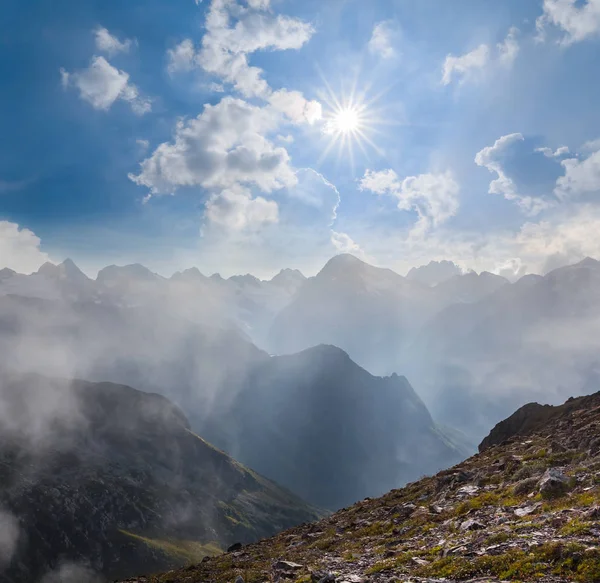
[166,0,321,125]
[194,169,346,276]
[475,133,556,215]
[441,44,490,85]
[359,169,460,234]
[442,28,519,85]
[536,0,600,45]
[331,231,363,254]
[516,205,600,271]
[129,96,296,195]
[555,148,600,199]
[497,27,520,67]
[204,185,278,230]
[368,21,397,59]
[196,0,314,97]
[167,39,195,74]
[94,26,133,56]
[60,56,151,115]
[268,89,322,125]
[0,221,49,273]
[536,145,570,158]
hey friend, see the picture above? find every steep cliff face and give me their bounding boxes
[117,390,600,583]
[0,375,321,582]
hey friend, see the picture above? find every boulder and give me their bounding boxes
[538,468,570,498]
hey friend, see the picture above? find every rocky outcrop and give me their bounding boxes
[479,391,600,451]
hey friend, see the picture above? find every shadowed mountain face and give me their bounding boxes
[201,345,467,510]
[0,374,321,583]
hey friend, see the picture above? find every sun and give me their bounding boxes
[317,77,387,172]
[331,107,361,134]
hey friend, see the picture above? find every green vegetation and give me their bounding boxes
[415,542,600,582]
[119,530,222,564]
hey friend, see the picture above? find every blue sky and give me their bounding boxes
[1,0,600,277]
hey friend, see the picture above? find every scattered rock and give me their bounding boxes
[513,503,541,517]
[227,542,243,552]
[274,560,303,572]
[460,519,485,531]
[538,468,570,498]
[513,476,539,496]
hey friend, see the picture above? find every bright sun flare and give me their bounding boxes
[318,78,388,171]
[332,107,360,133]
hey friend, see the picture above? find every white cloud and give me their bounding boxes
[536,145,570,158]
[536,0,600,45]
[61,56,151,115]
[129,96,296,196]
[268,89,322,125]
[441,44,490,85]
[94,26,133,56]
[516,205,600,270]
[368,21,396,59]
[277,134,294,144]
[194,0,314,98]
[344,203,600,280]
[582,138,600,152]
[331,231,363,255]
[192,169,347,277]
[204,185,278,230]
[442,28,520,85]
[167,39,195,74]
[359,169,460,234]
[475,133,553,215]
[209,82,225,93]
[165,0,321,125]
[0,221,50,274]
[555,148,600,199]
[497,27,520,67]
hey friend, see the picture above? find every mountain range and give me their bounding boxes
[0,291,467,512]
[3,253,600,443]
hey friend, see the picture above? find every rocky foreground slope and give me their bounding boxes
[119,392,600,583]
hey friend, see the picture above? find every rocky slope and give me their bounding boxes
[118,391,600,583]
[0,374,321,582]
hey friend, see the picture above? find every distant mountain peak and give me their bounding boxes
[407,260,463,287]
[270,268,306,288]
[171,267,207,282]
[578,256,599,268]
[229,274,262,286]
[318,254,373,278]
[0,267,16,280]
[37,259,89,281]
[97,263,161,282]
